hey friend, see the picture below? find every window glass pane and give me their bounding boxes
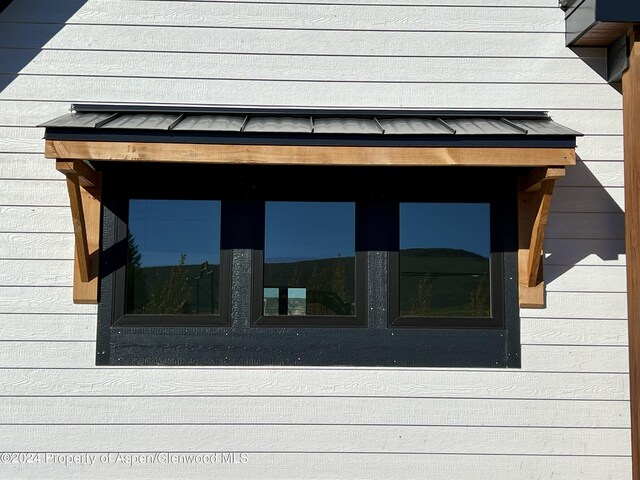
[264,202,355,316]
[126,199,221,314]
[400,203,491,317]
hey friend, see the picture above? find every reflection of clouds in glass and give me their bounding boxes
[401,203,490,257]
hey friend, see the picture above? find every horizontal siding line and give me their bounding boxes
[0,366,630,375]
[0,178,59,182]
[1,368,625,374]
[0,339,92,343]
[0,394,630,402]
[0,450,628,458]
[0,99,623,112]
[0,232,71,235]
[555,186,624,189]
[520,316,628,321]
[520,343,628,348]
[0,395,630,403]
[0,284,75,289]
[544,237,625,241]
[549,212,625,215]
[0,46,599,60]
[0,311,79,315]
[0,177,62,181]
[0,422,629,430]
[123,1,559,9]
[0,152,44,156]
[0,21,566,34]
[0,1,562,9]
[518,316,629,321]
[0,257,74,261]
[0,24,570,35]
[0,72,613,86]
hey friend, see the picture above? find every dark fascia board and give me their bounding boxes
[43,128,578,149]
[566,0,640,46]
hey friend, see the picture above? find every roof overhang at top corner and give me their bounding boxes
[563,0,640,47]
[40,104,581,169]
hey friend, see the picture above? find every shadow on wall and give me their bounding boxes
[0,0,87,94]
[570,46,624,95]
[544,156,626,284]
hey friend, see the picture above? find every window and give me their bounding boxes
[255,201,366,327]
[126,199,222,316]
[97,164,519,367]
[390,202,505,328]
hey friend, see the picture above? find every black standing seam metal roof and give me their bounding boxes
[40,105,582,148]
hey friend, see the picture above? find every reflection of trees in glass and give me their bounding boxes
[126,234,147,313]
[400,248,490,317]
[409,278,432,316]
[143,254,192,314]
[470,274,490,316]
[332,255,348,306]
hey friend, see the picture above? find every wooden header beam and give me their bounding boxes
[45,140,576,167]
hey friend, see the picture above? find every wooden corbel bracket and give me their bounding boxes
[56,160,102,304]
[518,167,564,308]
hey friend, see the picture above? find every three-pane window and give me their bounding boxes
[99,164,519,366]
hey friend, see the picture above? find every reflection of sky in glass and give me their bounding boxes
[401,203,490,257]
[265,202,355,262]
[128,199,221,267]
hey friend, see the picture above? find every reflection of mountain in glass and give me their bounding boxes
[127,237,219,315]
[264,256,355,316]
[400,248,490,317]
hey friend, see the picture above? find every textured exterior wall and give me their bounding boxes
[0,0,631,478]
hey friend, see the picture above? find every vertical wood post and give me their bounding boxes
[623,28,640,480]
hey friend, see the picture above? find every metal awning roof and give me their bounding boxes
[41,104,581,148]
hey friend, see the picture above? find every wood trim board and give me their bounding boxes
[45,140,576,167]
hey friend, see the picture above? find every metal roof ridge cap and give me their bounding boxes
[69,104,551,119]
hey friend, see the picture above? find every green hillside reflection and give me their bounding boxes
[126,247,490,317]
[400,248,490,317]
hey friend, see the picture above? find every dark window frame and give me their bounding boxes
[96,163,520,368]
